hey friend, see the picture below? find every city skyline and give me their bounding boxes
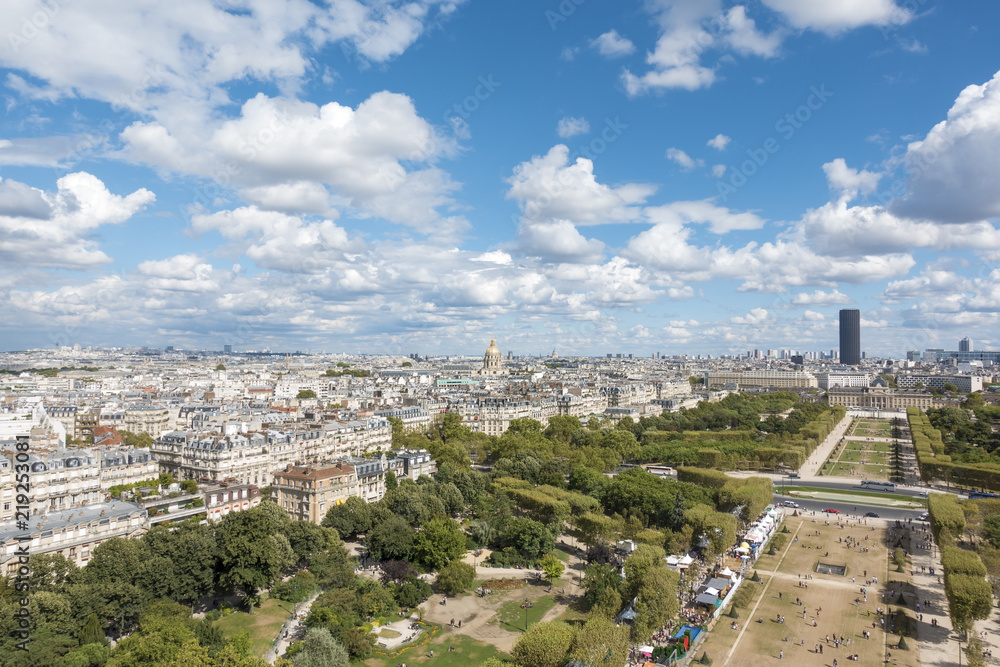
[2,2,1000,357]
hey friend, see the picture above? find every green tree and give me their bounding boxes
[285,521,333,567]
[78,613,106,646]
[413,517,467,570]
[569,615,630,667]
[540,553,565,582]
[366,514,414,562]
[945,573,993,633]
[384,469,398,491]
[622,544,668,601]
[217,506,294,606]
[582,563,624,617]
[631,566,680,640]
[437,560,476,595]
[291,628,350,667]
[511,621,576,667]
[142,522,218,603]
[296,389,317,399]
[963,392,986,409]
[427,439,472,470]
[321,496,372,539]
[402,361,412,367]
[437,482,466,515]
[28,553,79,593]
[545,415,584,443]
[215,364,226,371]
[117,430,154,448]
[504,517,555,561]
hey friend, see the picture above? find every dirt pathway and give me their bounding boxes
[419,539,588,654]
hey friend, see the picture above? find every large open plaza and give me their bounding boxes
[696,513,920,667]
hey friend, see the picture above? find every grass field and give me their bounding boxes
[493,594,558,633]
[213,598,294,657]
[362,632,510,667]
[821,437,898,480]
[850,420,893,438]
[696,515,920,667]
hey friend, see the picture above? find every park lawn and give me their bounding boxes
[553,548,571,563]
[213,597,293,657]
[362,632,510,667]
[698,574,769,661]
[552,597,589,626]
[493,594,557,632]
[698,516,919,667]
[843,440,892,452]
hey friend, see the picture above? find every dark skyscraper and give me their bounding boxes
[839,309,861,365]
[960,337,972,352]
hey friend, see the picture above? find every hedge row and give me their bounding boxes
[907,408,1000,491]
[646,406,844,472]
[941,547,988,578]
[927,492,965,545]
[926,488,993,633]
[676,468,730,489]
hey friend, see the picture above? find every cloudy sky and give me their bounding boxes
[2,0,1000,357]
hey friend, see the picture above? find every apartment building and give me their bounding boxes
[706,370,819,389]
[271,463,357,524]
[0,501,147,572]
[153,431,271,486]
[99,447,159,492]
[124,405,172,437]
[813,372,873,390]
[393,449,437,482]
[896,374,984,393]
[0,448,104,517]
[375,407,431,432]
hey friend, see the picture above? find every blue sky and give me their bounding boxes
[2,0,1000,357]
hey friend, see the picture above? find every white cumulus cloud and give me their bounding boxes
[591,30,635,58]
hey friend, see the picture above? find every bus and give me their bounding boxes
[860,480,896,492]
[968,491,1000,500]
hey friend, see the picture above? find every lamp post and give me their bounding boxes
[524,597,530,632]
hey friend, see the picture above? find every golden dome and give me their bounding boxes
[486,338,500,355]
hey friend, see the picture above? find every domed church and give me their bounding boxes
[478,338,507,376]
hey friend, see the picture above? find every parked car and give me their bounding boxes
[782,501,799,508]
[918,512,929,521]
[822,508,841,514]
[864,512,880,518]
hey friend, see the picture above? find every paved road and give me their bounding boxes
[773,493,925,523]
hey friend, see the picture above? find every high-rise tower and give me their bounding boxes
[839,309,861,365]
[960,337,973,352]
